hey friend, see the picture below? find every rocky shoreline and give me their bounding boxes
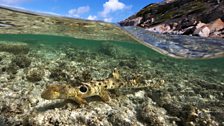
[122,26,224,59]
[119,0,224,38]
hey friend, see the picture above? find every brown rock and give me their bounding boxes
[208,18,224,32]
[194,22,210,37]
[199,26,210,37]
[147,24,171,33]
[119,17,142,26]
[195,21,206,29]
[193,19,224,37]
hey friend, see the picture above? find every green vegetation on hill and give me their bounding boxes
[120,0,224,27]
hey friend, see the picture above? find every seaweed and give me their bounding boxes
[26,68,44,82]
[12,55,31,68]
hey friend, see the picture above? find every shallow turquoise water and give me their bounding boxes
[1,34,224,125]
[0,34,223,83]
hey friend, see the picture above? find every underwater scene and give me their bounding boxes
[0,1,224,125]
[0,34,223,125]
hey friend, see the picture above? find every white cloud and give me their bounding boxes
[87,15,97,20]
[98,0,132,22]
[104,17,113,22]
[68,6,90,17]
[100,0,125,17]
[0,0,30,5]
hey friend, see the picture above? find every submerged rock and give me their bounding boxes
[5,63,18,75]
[98,42,130,58]
[26,67,44,82]
[180,105,219,126]
[0,42,30,54]
[12,55,31,68]
[140,103,170,126]
[49,68,70,82]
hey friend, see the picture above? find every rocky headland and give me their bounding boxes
[119,0,224,38]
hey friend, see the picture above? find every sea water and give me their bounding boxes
[0,34,224,125]
[0,34,223,82]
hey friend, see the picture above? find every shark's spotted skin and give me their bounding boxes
[41,68,165,105]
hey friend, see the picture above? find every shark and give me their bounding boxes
[41,68,165,105]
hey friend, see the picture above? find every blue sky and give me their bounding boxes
[0,0,162,22]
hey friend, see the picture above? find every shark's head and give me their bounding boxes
[41,84,63,100]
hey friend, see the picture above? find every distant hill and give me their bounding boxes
[119,0,224,38]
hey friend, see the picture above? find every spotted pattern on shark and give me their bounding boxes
[41,68,165,105]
